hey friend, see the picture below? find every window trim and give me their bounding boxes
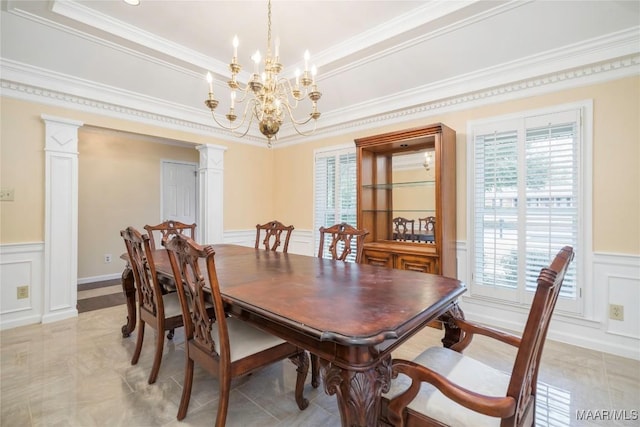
[466,100,593,317]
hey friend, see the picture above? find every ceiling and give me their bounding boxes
[1,0,639,145]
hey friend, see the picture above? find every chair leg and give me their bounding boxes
[215,374,232,427]
[177,357,194,421]
[148,329,165,384]
[310,353,320,388]
[131,321,145,365]
[289,351,310,410]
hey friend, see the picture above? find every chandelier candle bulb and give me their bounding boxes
[206,72,213,94]
[233,35,238,58]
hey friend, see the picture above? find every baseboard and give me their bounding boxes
[77,273,122,285]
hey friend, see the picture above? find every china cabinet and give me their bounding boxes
[355,123,457,278]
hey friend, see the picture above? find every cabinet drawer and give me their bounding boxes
[362,250,394,268]
[395,254,438,273]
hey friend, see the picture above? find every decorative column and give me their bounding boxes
[42,115,83,323]
[196,144,227,244]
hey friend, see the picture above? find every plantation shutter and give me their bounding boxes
[472,109,580,307]
[314,147,357,261]
[523,111,579,299]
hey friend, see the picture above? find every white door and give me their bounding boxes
[162,161,197,225]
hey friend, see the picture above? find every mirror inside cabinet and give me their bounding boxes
[391,149,436,244]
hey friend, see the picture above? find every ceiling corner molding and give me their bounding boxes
[2,51,638,148]
[287,53,640,146]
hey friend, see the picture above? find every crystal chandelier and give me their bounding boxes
[204,0,321,147]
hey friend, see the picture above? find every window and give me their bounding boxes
[314,145,357,261]
[468,103,590,315]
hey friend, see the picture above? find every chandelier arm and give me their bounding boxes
[288,113,319,137]
[208,99,256,133]
[234,84,254,104]
[280,102,318,132]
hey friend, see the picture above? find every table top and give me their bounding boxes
[151,244,466,347]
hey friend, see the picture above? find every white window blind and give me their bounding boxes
[471,108,581,313]
[314,146,358,262]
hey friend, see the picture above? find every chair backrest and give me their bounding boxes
[163,234,229,362]
[144,220,197,251]
[418,216,435,234]
[255,220,294,253]
[120,226,165,318]
[507,245,574,422]
[393,217,415,241]
[318,222,369,263]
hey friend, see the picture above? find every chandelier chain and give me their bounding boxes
[267,0,272,53]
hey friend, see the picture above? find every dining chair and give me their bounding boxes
[393,217,415,242]
[417,216,436,243]
[382,246,575,427]
[144,220,197,251]
[163,234,310,425]
[120,226,184,384]
[255,220,295,253]
[317,222,369,263]
[313,222,370,387]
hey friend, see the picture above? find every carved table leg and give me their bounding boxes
[120,265,137,338]
[439,302,465,348]
[323,355,392,427]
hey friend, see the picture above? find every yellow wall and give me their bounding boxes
[77,129,199,277]
[273,76,640,254]
[1,76,639,266]
[0,97,274,278]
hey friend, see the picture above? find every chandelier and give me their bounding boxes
[204,0,321,147]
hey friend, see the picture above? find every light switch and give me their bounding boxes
[0,189,15,201]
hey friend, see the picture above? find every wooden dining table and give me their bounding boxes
[119,244,466,427]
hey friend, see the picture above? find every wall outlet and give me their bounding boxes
[0,189,15,201]
[17,285,29,299]
[104,254,112,263]
[609,304,624,321]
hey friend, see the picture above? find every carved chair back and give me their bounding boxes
[417,216,436,243]
[255,220,295,253]
[144,220,197,250]
[393,217,415,241]
[418,216,436,234]
[385,246,574,427]
[318,222,369,263]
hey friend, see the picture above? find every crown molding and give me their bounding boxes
[1,51,638,148]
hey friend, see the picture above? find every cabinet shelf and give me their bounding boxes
[362,180,435,190]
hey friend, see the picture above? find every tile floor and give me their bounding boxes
[1,304,638,426]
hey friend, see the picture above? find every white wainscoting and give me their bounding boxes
[3,236,638,361]
[0,242,44,330]
[458,243,640,360]
[224,229,316,257]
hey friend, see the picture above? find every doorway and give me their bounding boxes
[161,160,198,225]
